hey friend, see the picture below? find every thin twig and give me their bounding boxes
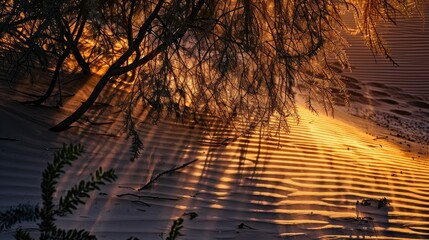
[131,200,151,207]
[137,159,198,191]
[118,186,138,190]
[116,193,179,201]
[83,117,115,126]
[0,138,19,141]
[373,136,388,140]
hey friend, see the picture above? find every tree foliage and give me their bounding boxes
[0,0,424,137]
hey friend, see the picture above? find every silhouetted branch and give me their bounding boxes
[137,159,198,191]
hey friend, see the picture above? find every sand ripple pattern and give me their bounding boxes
[1,99,429,239]
[343,10,429,98]
[1,11,429,239]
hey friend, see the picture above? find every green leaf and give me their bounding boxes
[0,204,39,231]
[57,168,117,216]
[14,228,34,240]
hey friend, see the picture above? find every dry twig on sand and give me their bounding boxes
[137,159,198,191]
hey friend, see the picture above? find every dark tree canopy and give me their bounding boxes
[0,0,424,137]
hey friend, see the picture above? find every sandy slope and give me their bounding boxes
[1,12,429,240]
[0,68,428,240]
[343,10,429,98]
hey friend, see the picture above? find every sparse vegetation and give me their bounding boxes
[0,0,424,159]
[0,143,198,240]
[165,212,198,240]
[0,144,117,240]
[356,197,391,208]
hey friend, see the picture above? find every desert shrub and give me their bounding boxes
[0,143,117,240]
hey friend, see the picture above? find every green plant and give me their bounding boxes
[0,143,117,240]
[0,204,39,231]
[165,212,198,240]
[166,217,184,240]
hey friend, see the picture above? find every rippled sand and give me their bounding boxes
[1,11,429,240]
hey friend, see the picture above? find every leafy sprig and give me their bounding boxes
[0,204,39,231]
[166,217,184,240]
[0,143,118,240]
[39,144,85,236]
[57,167,117,215]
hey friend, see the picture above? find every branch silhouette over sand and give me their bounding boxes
[1,3,429,240]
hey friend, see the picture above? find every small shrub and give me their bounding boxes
[0,144,117,240]
[165,212,198,240]
[356,197,391,208]
[166,217,184,240]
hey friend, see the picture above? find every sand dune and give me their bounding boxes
[1,11,429,240]
[344,10,429,98]
[1,73,428,239]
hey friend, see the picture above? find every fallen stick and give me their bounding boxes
[0,138,19,141]
[373,136,388,140]
[138,159,198,191]
[83,117,115,126]
[131,200,151,207]
[118,186,138,191]
[116,193,179,201]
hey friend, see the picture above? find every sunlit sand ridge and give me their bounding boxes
[0,73,428,239]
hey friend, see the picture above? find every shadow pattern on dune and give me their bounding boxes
[1,66,429,240]
[106,109,429,240]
